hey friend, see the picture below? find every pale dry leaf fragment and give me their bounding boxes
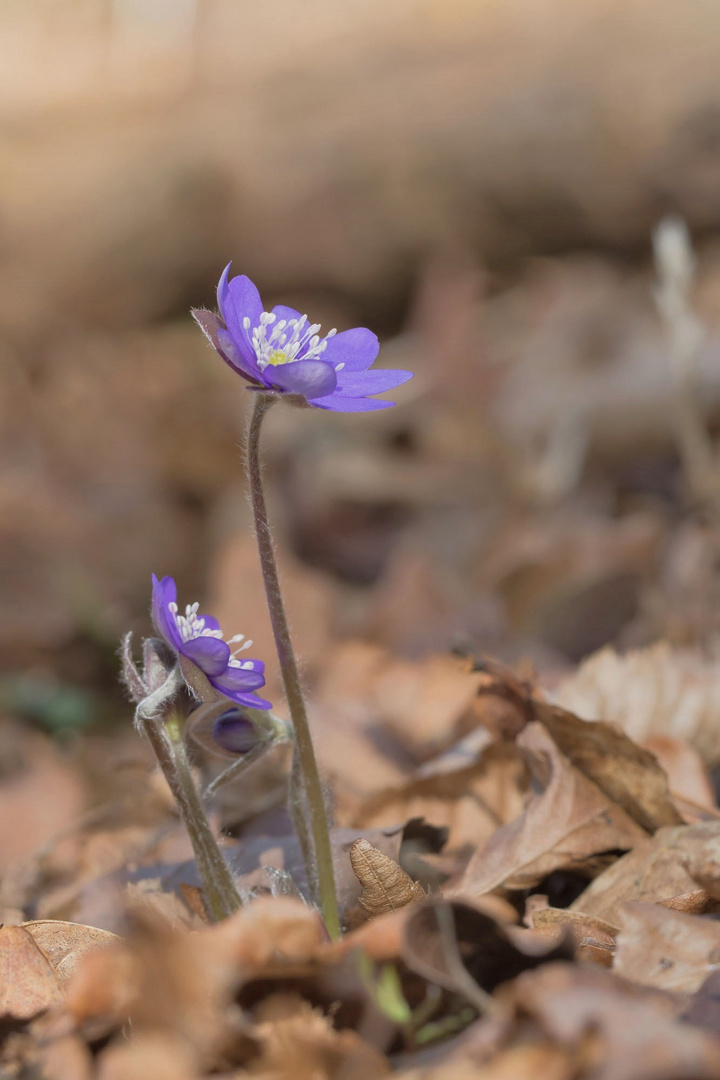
[22,919,121,988]
[554,642,720,766]
[0,925,64,1020]
[615,901,720,994]
[459,723,647,896]
[349,839,426,918]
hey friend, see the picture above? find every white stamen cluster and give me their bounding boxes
[168,601,256,670]
[244,310,339,370]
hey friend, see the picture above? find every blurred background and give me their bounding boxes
[5,0,720,743]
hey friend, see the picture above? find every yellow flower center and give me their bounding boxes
[265,348,291,367]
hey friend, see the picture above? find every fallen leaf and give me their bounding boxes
[0,925,63,1020]
[22,919,120,988]
[98,1032,199,1080]
[460,723,647,895]
[349,839,426,918]
[247,995,391,1079]
[555,642,720,767]
[615,902,720,993]
[531,907,618,968]
[643,734,718,819]
[536,702,683,832]
[571,820,720,924]
[507,962,720,1080]
[354,743,527,853]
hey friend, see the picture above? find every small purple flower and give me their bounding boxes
[151,574,271,710]
[192,265,413,411]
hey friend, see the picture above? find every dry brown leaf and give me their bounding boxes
[399,1042,576,1080]
[0,925,63,1020]
[555,643,720,766]
[572,820,720,924]
[643,734,718,818]
[202,896,326,971]
[35,1033,93,1080]
[507,962,720,1080]
[22,919,120,988]
[247,995,390,1079]
[531,907,618,968]
[615,901,720,994]
[349,839,426,918]
[65,942,138,1028]
[536,702,683,832]
[459,723,647,896]
[354,743,527,852]
[97,1033,199,1080]
[657,889,715,915]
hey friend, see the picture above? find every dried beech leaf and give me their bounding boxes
[460,722,647,895]
[572,820,720,924]
[22,919,121,988]
[555,643,720,766]
[615,901,720,993]
[536,702,683,832]
[0,925,63,1020]
[349,839,426,918]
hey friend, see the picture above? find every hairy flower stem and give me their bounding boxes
[141,709,242,921]
[246,393,340,940]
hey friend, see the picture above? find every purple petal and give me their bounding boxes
[192,309,258,382]
[320,328,379,372]
[212,710,260,755]
[309,394,396,412]
[264,359,337,399]
[271,303,304,323]
[335,368,413,396]
[217,688,273,710]
[181,636,231,677]
[210,664,266,693]
[223,273,264,366]
[197,614,221,633]
[151,574,182,651]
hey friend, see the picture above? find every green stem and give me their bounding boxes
[246,393,340,940]
[141,710,242,921]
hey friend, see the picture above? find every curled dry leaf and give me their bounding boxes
[22,919,121,988]
[0,925,63,1020]
[349,839,426,918]
[460,723,647,896]
[571,820,720,924]
[615,901,720,994]
[531,907,618,968]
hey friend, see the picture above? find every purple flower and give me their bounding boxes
[151,574,271,710]
[192,265,413,411]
